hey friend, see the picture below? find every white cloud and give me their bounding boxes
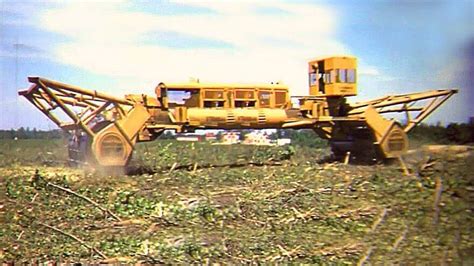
[33,0,376,95]
[358,63,380,76]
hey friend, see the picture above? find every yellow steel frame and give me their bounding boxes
[17,57,458,167]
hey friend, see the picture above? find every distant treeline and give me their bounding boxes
[408,122,474,144]
[1,123,472,144]
[0,128,64,139]
[278,122,474,147]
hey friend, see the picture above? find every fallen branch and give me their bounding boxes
[209,186,249,196]
[344,151,351,165]
[17,231,24,240]
[266,245,301,262]
[238,214,267,226]
[370,208,387,232]
[433,176,443,225]
[278,244,301,259]
[112,219,148,227]
[315,242,363,257]
[419,156,436,171]
[357,246,373,266]
[224,252,253,263]
[136,254,164,264]
[161,160,286,174]
[398,156,410,176]
[31,193,39,203]
[37,221,108,259]
[281,207,317,224]
[168,162,178,173]
[46,181,121,221]
[391,227,408,251]
[329,206,377,220]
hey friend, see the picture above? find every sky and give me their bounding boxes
[0,0,473,130]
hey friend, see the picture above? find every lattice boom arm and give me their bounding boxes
[18,77,137,135]
[347,89,458,132]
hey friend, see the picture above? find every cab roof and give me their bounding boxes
[159,82,288,91]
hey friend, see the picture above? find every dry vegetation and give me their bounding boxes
[1,139,473,263]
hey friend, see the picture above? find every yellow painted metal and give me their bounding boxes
[348,89,457,133]
[162,82,288,90]
[91,105,151,166]
[281,120,315,128]
[91,125,131,166]
[30,76,132,105]
[18,55,457,167]
[364,106,408,158]
[186,108,288,128]
[117,105,151,139]
[158,82,290,109]
[308,56,357,97]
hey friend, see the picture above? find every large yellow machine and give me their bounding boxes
[18,56,457,167]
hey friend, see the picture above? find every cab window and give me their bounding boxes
[235,90,256,108]
[309,73,318,86]
[274,91,287,108]
[203,90,225,108]
[347,69,356,83]
[335,69,356,83]
[338,69,347,83]
[258,91,271,107]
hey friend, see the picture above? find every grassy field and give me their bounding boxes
[1,139,473,263]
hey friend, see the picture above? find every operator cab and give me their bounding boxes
[156,82,290,110]
[308,56,357,97]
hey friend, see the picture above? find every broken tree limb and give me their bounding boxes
[398,156,410,176]
[357,246,373,266]
[16,231,24,240]
[37,221,108,259]
[344,151,351,165]
[238,214,267,226]
[224,252,253,263]
[192,162,198,174]
[267,245,302,261]
[46,181,121,221]
[30,193,39,203]
[370,208,388,232]
[433,176,443,225]
[168,162,178,174]
[392,227,408,251]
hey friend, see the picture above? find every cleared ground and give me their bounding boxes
[1,139,473,263]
